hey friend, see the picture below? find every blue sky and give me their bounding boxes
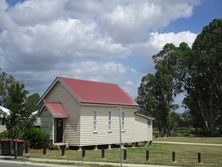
[0,0,222,112]
[165,0,222,33]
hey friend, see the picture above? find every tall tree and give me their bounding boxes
[184,19,222,136]
[5,81,28,139]
[0,69,16,106]
[138,44,183,135]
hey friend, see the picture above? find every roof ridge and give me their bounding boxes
[58,76,118,86]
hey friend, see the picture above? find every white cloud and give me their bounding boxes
[101,0,199,43]
[150,31,197,49]
[0,0,17,30]
[0,0,200,99]
[0,18,128,72]
[6,0,200,44]
[69,61,128,81]
[8,0,66,26]
[130,31,197,59]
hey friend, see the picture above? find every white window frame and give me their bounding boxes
[108,112,112,132]
[121,111,125,131]
[93,111,97,133]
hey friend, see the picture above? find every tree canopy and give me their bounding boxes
[0,69,40,138]
[138,19,222,136]
[184,19,222,136]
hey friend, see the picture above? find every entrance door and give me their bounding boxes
[56,119,63,142]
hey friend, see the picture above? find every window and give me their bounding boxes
[148,120,152,126]
[93,111,97,132]
[121,112,125,130]
[108,112,112,131]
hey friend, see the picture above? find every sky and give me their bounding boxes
[0,0,222,111]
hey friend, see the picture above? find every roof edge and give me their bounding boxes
[58,77,82,103]
[81,101,138,107]
[116,85,138,106]
[135,112,155,120]
[37,77,60,105]
[37,76,82,105]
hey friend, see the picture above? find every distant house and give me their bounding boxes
[38,77,153,147]
[0,106,10,132]
[32,110,41,128]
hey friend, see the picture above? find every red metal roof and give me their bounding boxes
[59,77,138,106]
[45,102,68,118]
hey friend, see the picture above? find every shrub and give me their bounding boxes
[0,130,8,139]
[24,128,48,149]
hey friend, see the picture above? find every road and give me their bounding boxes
[0,160,79,167]
[0,162,37,167]
[154,141,222,146]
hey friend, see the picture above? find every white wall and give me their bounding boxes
[79,104,149,146]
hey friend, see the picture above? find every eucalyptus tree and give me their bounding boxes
[138,43,184,134]
[184,19,222,136]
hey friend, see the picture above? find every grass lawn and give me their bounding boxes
[25,143,222,167]
[154,136,222,144]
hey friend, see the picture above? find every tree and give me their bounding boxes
[0,69,17,106]
[5,81,28,139]
[23,93,40,145]
[138,44,183,135]
[184,19,222,136]
[24,93,40,128]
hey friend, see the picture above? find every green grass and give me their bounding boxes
[25,142,222,167]
[154,136,222,144]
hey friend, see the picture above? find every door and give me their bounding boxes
[56,119,63,142]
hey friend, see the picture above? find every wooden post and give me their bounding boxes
[135,142,138,147]
[60,145,65,156]
[25,145,29,154]
[101,148,105,158]
[198,152,201,163]
[123,148,127,160]
[172,151,175,162]
[43,146,47,155]
[82,147,85,158]
[146,150,149,161]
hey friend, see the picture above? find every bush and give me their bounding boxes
[24,128,49,149]
[0,130,8,139]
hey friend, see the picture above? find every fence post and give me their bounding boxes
[123,148,127,160]
[25,145,29,154]
[198,152,201,163]
[101,148,105,158]
[43,145,47,155]
[60,145,65,156]
[146,150,149,161]
[82,147,85,158]
[172,151,175,162]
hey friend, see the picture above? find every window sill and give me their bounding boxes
[93,131,98,134]
[108,130,112,133]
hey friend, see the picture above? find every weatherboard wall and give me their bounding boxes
[134,114,153,142]
[79,104,138,146]
[44,82,81,145]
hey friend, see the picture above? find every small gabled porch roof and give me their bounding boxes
[45,102,68,118]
